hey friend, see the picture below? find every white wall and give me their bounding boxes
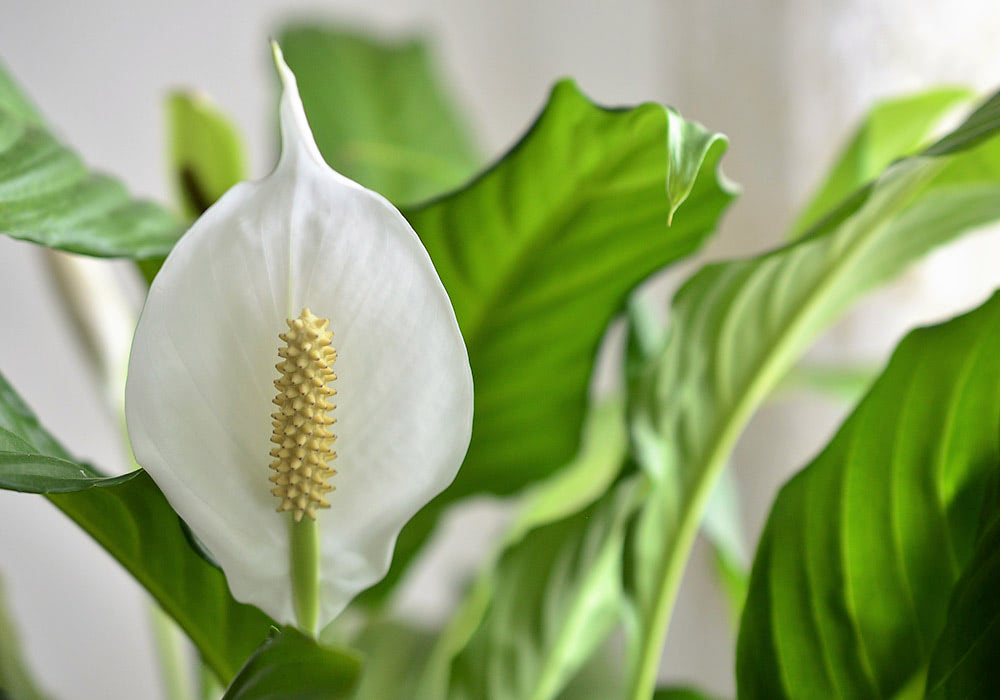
[1,1,1000,698]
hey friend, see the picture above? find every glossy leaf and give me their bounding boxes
[0,61,183,259]
[278,25,480,205]
[364,80,734,602]
[923,483,1000,698]
[789,87,971,237]
[0,578,51,700]
[737,292,1000,698]
[626,89,1000,697]
[223,628,361,700]
[0,371,273,683]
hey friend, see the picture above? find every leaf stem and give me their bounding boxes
[150,604,195,700]
[290,515,320,636]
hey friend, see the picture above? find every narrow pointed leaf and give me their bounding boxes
[789,87,972,237]
[626,89,1000,697]
[0,371,273,683]
[0,61,183,258]
[222,629,361,700]
[278,25,481,205]
[737,291,1000,698]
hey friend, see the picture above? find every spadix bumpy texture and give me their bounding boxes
[270,308,338,522]
[124,45,474,629]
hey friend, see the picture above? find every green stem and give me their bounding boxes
[150,605,194,700]
[290,515,320,636]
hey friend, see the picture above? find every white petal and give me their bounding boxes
[125,43,473,628]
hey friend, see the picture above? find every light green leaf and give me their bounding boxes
[777,361,878,404]
[167,91,248,219]
[0,61,183,258]
[136,91,248,284]
[349,622,434,700]
[364,80,734,603]
[923,482,1000,699]
[277,25,481,205]
[443,478,642,700]
[0,371,273,684]
[737,291,1000,699]
[789,87,972,237]
[222,628,361,700]
[417,397,628,699]
[0,577,51,700]
[626,89,1000,699]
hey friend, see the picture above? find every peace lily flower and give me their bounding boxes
[125,43,473,634]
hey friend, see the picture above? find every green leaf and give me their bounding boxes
[777,361,878,404]
[277,25,481,205]
[0,577,51,700]
[789,87,972,237]
[348,622,434,700]
[652,688,721,700]
[223,628,361,700]
[0,371,273,684]
[135,91,249,284]
[417,397,629,699]
[362,80,733,604]
[0,61,183,259]
[167,91,248,219]
[737,291,1000,699]
[923,482,1000,699]
[443,478,642,700]
[625,89,1000,698]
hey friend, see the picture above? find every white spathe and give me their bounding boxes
[124,44,473,629]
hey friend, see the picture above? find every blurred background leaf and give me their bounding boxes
[788,87,972,238]
[278,25,482,206]
[0,577,51,700]
[167,91,248,219]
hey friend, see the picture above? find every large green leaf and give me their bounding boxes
[0,371,273,683]
[789,87,972,237]
[0,578,51,700]
[443,478,642,700]
[362,80,734,602]
[278,25,481,206]
[222,628,361,700]
[409,80,732,499]
[625,90,1000,698]
[0,61,183,258]
[922,481,1000,699]
[737,291,1000,698]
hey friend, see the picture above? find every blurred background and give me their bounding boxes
[2,1,1000,697]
